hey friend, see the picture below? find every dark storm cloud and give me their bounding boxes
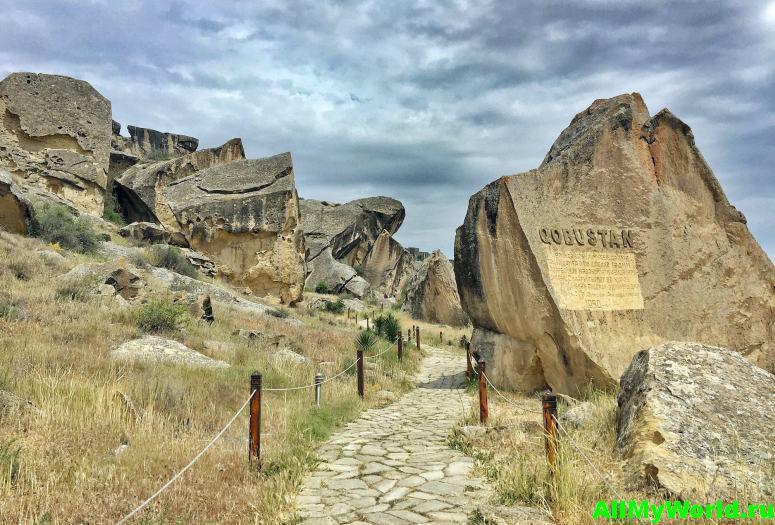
[0,0,772,257]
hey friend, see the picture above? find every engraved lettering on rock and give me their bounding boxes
[545,250,644,311]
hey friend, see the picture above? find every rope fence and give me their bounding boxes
[115,337,402,524]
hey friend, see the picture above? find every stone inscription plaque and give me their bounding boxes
[545,250,644,311]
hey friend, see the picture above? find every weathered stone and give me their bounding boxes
[119,221,186,246]
[616,342,775,500]
[162,153,306,303]
[558,401,594,429]
[475,505,554,525]
[301,197,404,295]
[111,336,229,369]
[0,73,111,215]
[361,230,406,289]
[0,390,39,417]
[113,138,245,224]
[116,124,199,160]
[0,170,32,234]
[455,93,775,395]
[403,250,465,326]
[273,347,308,364]
[60,259,145,301]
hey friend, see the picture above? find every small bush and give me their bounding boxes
[55,275,98,302]
[0,294,24,321]
[267,307,290,319]
[8,261,30,281]
[355,330,377,352]
[102,206,125,226]
[314,282,330,294]
[372,312,401,342]
[147,245,199,279]
[134,299,189,333]
[324,299,345,314]
[29,203,101,254]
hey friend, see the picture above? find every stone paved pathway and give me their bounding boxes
[294,348,490,524]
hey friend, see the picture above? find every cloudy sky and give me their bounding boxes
[1,0,773,258]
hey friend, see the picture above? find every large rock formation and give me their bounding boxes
[114,145,304,303]
[300,197,405,296]
[163,153,305,304]
[109,121,199,179]
[617,342,774,500]
[0,73,112,215]
[403,250,465,326]
[455,93,774,395]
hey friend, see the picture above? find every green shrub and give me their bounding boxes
[267,307,290,319]
[8,261,30,281]
[324,299,345,314]
[29,203,101,254]
[147,245,199,279]
[102,206,125,226]
[55,275,98,302]
[133,298,189,333]
[0,294,24,321]
[355,330,377,352]
[314,282,330,294]
[382,313,401,342]
[373,315,386,336]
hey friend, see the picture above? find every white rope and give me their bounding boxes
[115,391,256,525]
[263,341,396,392]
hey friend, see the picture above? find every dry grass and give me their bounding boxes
[0,232,420,524]
[450,385,773,525]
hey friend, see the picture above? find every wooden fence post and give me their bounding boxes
[466,342,473,379]
[355,313,358,326]
[439,330,443,343]
[416,326,421,350]
[543,393,559,474]
[347,308,351,320]
[398,333,403,361]
[356,349,364,399]
[366,317,370,330]
[249,372,262,467]
[478,359,488,425]
[407,328,411,341]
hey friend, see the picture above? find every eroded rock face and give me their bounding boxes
[455,93,774,395]
[109,122,199,177]
[361,229,407,289]
[616,342,775,500]
[113,138,245,224]
[0,73,112,215]
[403,250,465,326]
[161,153,306,304]
[300,197,405,295]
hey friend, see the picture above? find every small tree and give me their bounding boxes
[314,282,330,294]
[382,313,401,342]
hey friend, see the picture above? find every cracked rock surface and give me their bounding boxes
[294,349,490,524]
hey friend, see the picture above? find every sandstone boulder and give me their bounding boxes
[0,73,112,215]
[124,124,198,159]
[113,138,244,224]
[403,250,465,326]
[617,342,774,500]
[361,229,410,290]
[161,153,306,304]
[0,170,32,234]
[301,197,405,294]
[111,336,228,369]
[455,93,774,395]
[119,221,186,246]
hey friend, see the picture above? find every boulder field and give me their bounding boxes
[455,93,774,395]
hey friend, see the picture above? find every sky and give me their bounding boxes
[1,0,773,259]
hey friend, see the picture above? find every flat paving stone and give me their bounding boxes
[294,348,490,524]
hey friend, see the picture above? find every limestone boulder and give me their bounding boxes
[616,342,774,499]
[455,93,774,395]
[111,336,228,369]
[113,138,245,224]
[0,73,112,215]
[403,250,466,326]
[160,153,306,304]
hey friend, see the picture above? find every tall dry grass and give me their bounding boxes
[0,232,420,524]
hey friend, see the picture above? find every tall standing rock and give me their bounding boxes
[455,93,774,395]
[403,250,465,326]
[0,73,112,215]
